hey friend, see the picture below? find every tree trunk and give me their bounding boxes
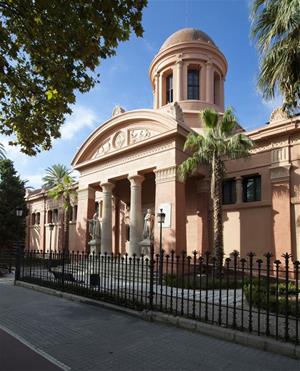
[211,154,224,265]
[63,196,71,253]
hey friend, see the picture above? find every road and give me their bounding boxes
[0,278,299,371]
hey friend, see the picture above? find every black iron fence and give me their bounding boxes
[0,247,17,274]
[17,249,299,345]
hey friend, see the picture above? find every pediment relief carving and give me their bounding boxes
[92,127,160,160]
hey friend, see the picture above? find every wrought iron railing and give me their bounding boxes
[17,249,299,345]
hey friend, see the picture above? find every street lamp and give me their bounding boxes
[15,206,24,280]
[16,207,23,217]
[48,223,55,268]
[157,208,166,285]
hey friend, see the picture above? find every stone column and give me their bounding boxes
[236,176,243,204]
[154,166,186,254]
[154,73,159,109]
[101,182,115,254]
[128,175,144,256]
[75,187,95,251]
[270,147,292,258]
[205,61,213,104]
[158,72,163,107]
[176,59,183,101]
[220,77,225,111]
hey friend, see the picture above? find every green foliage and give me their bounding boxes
[244,278,300,316]
[42,164,72,190]
[0,159,26,248]
[180,108,253,177]
[251,0,300,112]
[0,0,147,155]
[42,164,76,251]
[179,108,253,259]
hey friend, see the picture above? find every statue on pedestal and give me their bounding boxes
[139,209,154,257]
[143,209,154,240]
[88,213,101,254]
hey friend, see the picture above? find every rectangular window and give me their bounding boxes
[166,74,173,103]
[222,179,236,205]
[243,175,261,202]
[187,69,199,100]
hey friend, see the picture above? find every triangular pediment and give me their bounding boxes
[72,109,182,168]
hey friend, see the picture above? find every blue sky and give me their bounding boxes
[2,0,281,188]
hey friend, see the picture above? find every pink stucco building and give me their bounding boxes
[26,28,300,260]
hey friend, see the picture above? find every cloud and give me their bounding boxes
[261,94,283,112]
[23,174,44,189]
[0,136,29,166]
[60,105,98,140]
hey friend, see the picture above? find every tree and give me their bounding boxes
[0,159,26,249]
[0,0,147,155]
[42,164,76,252]
[179,108,253,262]
[251,0,300,112]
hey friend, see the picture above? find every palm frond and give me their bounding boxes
[200,108,219,129]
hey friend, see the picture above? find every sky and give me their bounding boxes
[1,0,282,189]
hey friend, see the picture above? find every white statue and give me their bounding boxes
[143,209,154,240]
[88,213,101,254]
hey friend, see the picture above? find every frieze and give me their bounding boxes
[92,127,160,160]
[87,141,175,173]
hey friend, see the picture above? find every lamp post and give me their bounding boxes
[48,223,54,269]
[15,207,24,280]
[157,208,166,285]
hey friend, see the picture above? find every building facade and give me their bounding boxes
[26,28,300,260]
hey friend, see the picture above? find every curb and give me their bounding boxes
[15,281,300,360]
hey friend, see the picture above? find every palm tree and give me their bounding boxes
[42,164,76,252]
[179,108,253,263]
[251,0,300,112]
[0,143,6,159]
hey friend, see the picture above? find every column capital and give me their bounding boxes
[128,174,144,186]
[101,181,115,193]
[154,166,177,184]
[235,176,243,182]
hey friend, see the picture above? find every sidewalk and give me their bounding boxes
[0,280,299,371]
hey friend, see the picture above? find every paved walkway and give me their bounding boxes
[0,279,299,371]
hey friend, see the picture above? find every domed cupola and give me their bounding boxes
[149,28,227,120]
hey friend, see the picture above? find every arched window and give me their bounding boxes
[47,210,53,223]
[53,209,58,223]
[36,212,40,225]
[166,73,173,103]
[31,213,36,225]
[214,72,221,105]
[187,69,200,100]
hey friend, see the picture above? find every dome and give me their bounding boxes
[160,28,216,51]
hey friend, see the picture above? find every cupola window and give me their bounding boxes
[187,69,200,100]
[166,74,173,103]
[214,72,221,105]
